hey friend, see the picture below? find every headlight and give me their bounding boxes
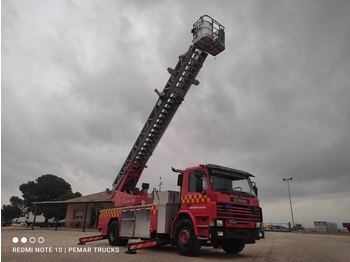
[216,220,224,226]
[255,222,262,228]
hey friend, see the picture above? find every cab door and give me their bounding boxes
[181,169,210,216]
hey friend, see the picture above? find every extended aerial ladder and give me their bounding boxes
[111,15,225,206]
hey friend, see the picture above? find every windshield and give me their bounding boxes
[209,168,256,196]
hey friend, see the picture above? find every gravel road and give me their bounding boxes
[2,227,349,262]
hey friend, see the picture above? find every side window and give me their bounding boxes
[188,172,207,192]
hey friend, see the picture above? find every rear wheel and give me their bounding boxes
[174,219,201,256]
[221,239,245,254]
[108,221,128,246]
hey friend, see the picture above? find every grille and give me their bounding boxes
[217,202,261,223]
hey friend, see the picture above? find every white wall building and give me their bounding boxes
[314,221,339,232]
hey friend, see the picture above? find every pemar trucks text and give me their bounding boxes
[79,15,264,256]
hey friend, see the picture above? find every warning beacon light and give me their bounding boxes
[191,15,225,56]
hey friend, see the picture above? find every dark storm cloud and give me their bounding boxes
[2,0,350,227]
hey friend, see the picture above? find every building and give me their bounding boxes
[64,191,114,228]
[314,221,339,232]
[32,190,114,231]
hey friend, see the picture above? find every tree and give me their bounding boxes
[294,223,305,231]
[1,196,26,220]
[9,196,24,208]
[1,205,21,220]
[19,174,81,225]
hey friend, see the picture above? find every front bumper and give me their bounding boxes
[209,227,265,241]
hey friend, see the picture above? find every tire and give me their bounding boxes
[174,219,201,256]
[108,221,128,246]
[221,239,245,254]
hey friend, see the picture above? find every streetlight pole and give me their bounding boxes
[283,178,295,231]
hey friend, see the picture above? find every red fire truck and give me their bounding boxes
[79,15,264,256]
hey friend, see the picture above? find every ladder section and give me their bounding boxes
[113,45,208,191]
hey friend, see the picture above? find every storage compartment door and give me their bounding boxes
[134,209,151,238]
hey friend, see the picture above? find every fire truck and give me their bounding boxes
[79,15,264,256]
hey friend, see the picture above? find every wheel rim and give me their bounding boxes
[178,228,191,247]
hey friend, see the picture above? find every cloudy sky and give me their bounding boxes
[2,0,350,228]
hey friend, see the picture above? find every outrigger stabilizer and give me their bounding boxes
[125,239,158,254]
[78,235,107,245]
[78,235,158,254]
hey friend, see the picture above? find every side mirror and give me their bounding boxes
[177,174,183,187]
[195,171,203,178]
[252,181,258,196]
[195,177,203,192]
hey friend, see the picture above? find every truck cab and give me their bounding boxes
[171,164,264,255]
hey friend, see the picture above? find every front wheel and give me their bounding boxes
[221,239,245,254]
[174,219,201,256]
[108,221,128,246]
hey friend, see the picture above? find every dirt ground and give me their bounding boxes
[2,226,350,262]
